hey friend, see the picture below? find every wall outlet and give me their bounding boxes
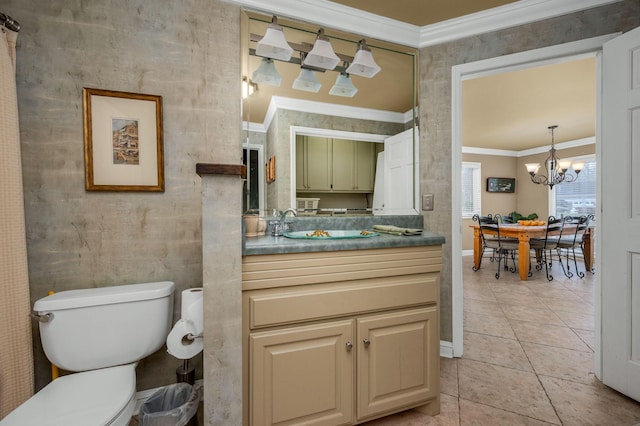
[422,194,434,211]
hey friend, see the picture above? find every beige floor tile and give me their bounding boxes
[509,320,591,352]
[440,357,459,397]
[553,309,595,331]
[463,332,532,372]
[570,289,595,304]
[539,297,593,314]
[573,329,595,351]
[521,342,595,384]
[532,286,584,302]
[501,304,565,327]
[459,398,558,425]
[464,286,498,302]
[489,282,534,295]
[494,292,542,307]
[457,359,560,424]
[540,376,640,426]
[463,298,503,317]
[463,310,516,339]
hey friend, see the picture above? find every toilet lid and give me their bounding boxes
[0,363,136,426]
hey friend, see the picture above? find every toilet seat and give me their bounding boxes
[0,363,136,426]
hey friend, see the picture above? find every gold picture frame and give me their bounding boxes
[83,88,164,191]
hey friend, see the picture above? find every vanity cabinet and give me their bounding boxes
[296,136,376,193]
[242,245,442,426]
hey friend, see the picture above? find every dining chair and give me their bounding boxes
[556,214,592,278]
[530,216,565,281]
[472,214,519,279]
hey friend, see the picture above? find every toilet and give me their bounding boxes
[0,281,175,426]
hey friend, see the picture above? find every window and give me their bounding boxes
[462,162,481,218]
[550,155,596,217]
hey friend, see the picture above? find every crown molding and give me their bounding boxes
[224,0,419,47]
[226,0,621,48]
[419,0,622,47]
[462,136,596,157]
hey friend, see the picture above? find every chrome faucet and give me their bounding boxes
[272,208,297,236]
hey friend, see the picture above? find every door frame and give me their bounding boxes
[450,34,617,375]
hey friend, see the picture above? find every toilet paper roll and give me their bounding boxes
[167,319,203,359]
[181,288,203,335]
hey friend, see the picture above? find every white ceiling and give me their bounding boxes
[236,0,609,150]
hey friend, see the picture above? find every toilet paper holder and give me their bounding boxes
[180,332,203,346]
[186,332,203,341]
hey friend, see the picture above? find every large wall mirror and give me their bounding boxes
[241,11,419,216]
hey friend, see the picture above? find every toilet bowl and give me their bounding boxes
[2,364,136,426]
[0,281,174,426]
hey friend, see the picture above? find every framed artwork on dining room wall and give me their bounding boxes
[486,177,515,193]
[83,88,164,192]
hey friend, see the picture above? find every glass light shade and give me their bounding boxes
[329,73,358,97]
[292,69,322,93]
[558,159,572,171]
[252,58,282,87]
[525,163,540,174]
[572,162,585,172]
[303,35,340,70]
[346,45,381,78]
[255,21,293,61]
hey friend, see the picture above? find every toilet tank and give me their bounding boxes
[33,281,175,372]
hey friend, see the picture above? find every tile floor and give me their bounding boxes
[132,255,640,425]
[364,255,640,426]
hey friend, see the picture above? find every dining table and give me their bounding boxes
[471,222,594,280]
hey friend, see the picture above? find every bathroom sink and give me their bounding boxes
[283,230,379,239]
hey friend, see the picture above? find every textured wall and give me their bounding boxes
[419,0,640,341]
[5,0,241,392]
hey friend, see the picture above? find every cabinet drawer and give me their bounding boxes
[247,273,439,329]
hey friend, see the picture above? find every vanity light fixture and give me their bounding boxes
[329,71,358,97]
[251,58,282,87]
[346,39,381,78]
[242,77,258,99]
[525,125,583,189]
[303,28,340,71]
[255,16,293,61]
[292,68,322,93]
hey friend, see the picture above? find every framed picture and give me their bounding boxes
[83,88,164,191]
[486,177,515,193]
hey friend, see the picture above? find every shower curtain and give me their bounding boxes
[0,27,34,418]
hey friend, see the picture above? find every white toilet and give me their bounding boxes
[0,281,175,426]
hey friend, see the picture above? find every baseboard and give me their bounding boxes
[133,379,204,415]
[440,340,454,358]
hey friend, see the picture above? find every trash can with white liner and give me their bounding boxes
[139,382,199,426]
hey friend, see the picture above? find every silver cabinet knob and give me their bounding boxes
[363,338,370,347]
[345,341,353,351]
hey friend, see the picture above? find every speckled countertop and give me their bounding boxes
[242,215,445,255]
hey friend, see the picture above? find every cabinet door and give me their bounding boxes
[250,320,354,426]
[304,136,332,191]
[332,139,356,191]
[354,141,375,191]
[356,308,438,421]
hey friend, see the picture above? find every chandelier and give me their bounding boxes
[525,125,584,189]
